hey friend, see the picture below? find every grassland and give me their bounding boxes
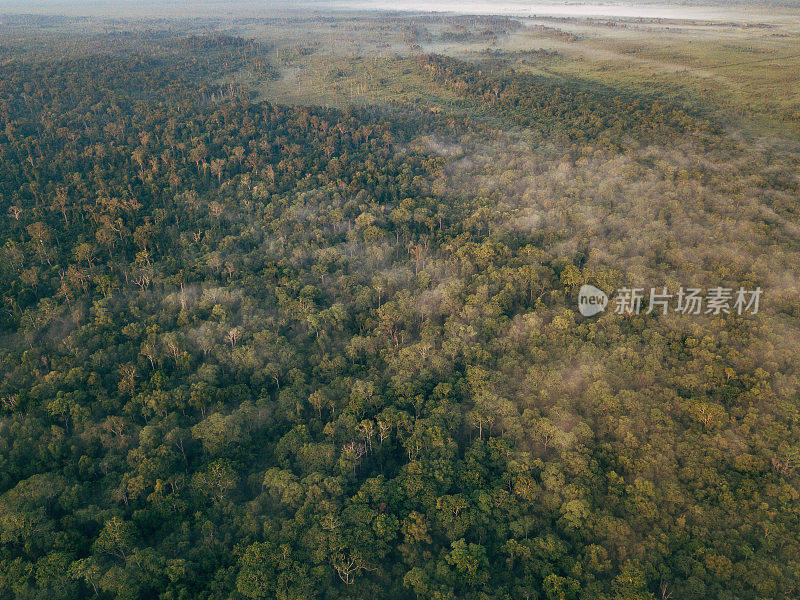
[218,9,800,140]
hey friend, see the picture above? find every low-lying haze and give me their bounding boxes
[2,0,796,22]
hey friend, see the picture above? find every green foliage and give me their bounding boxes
[0,18,799,600]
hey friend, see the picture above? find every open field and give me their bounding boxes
[244,11,800,137]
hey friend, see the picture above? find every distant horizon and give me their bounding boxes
[1,0,797,21]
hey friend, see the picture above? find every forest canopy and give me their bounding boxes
[1,10,800,600]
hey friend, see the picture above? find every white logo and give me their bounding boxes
[578,284,608,317]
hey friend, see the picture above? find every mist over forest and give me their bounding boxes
[1,1,799,600]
